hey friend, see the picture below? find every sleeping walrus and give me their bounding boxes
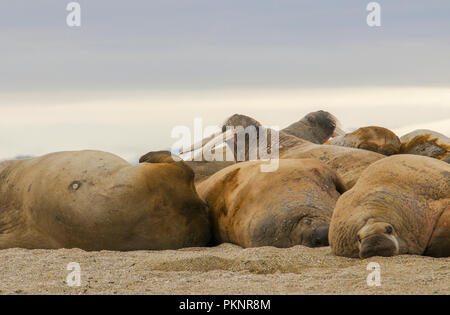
[329,154,450,258]
[0,150,210,250]
[400,129,450,161]
[197,159,345,248]
[327,126,401,156]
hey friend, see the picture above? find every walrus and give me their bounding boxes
[179,110,344,182]
[197,159,345,248]
[400,129,450,161]
[186,114,384,189]
[327,126,401,156]
[282,110,345,144]
[0,150,210,250]
[329,154,450,258]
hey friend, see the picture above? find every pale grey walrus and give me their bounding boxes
[0,150,210,250]
[197,159,345,248]
[329,154,450,258]
[180,110,345,182]
[400,129,450,161]
[187,114,384,190]
[327,126,401,156]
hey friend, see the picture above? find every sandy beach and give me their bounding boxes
[0,243,447,295]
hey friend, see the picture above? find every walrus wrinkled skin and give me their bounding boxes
[400,129,450,161]
[197,159,345,248]
[329,155,450,258]
[0,150,210,250]
[327,126,401,156]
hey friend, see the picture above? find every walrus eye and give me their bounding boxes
[385,226,393,234]
[304,219,311,225]
[357,235,361,242]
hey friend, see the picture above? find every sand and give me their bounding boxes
[0,243,448,295]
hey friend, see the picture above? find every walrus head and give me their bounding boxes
[356,220,400,258]
[221,114,263,131]
[283,110,345,144]
[219,114,309,161]
[179,114,264,161]
[180,113,306,161]
[290,219,330,248]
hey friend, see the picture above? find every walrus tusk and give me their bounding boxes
[201,129,235,154]
[179,132,219,155]
[180,129,235,161]
[332,125,346,137]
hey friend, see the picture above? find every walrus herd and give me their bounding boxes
[0,110,448,259]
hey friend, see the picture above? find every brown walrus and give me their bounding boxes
[327,126,401,156]
[329,154,450,258]
[0,150,210,250]
[188,114,384,190]
[400,129,450,161]
[197,159,345,248]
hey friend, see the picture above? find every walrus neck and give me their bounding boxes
[283,121,327,144]
[278,131,311,154]
[227,128,310,161]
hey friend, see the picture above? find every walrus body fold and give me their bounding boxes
[279,140,384,190]
[197,159,344,248]
[329,155,450,258]
[0,150,210,251]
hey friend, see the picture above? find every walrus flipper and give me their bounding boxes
[139,150,179,164]
[139,150,195,181]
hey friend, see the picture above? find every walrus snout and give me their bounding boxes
[359,234,398,259]
[299,223,329,247]
[310,224,330,247]
[289,220,330,248]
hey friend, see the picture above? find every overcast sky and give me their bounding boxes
[0,1,449,161]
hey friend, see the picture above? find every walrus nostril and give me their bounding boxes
[311,224,330,247]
